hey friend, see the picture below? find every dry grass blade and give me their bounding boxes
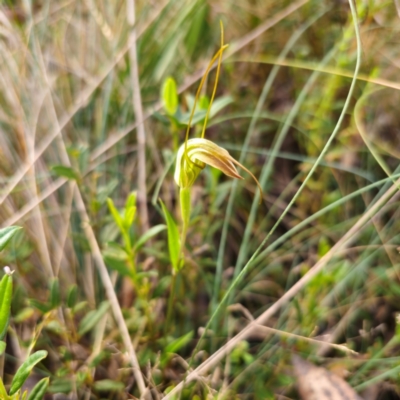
[127,0,149,233]
[0,2,166,210]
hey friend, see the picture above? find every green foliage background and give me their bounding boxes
[1,0,400,398]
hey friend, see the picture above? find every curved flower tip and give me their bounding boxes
[174,138,262,198]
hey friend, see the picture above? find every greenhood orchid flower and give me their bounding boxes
[174,138,261,194]
[171,22,262,267]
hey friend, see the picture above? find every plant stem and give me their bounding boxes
[179,187,191,264]
[165,272,177,334]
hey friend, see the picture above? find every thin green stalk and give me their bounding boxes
[165,272,178,334]
[179,187,191,262]
[183,44,229,153]
[122,230,137,281]
[200,21,226,139]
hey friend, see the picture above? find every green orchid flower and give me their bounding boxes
[174,137,260,191]
[173,22,262,264]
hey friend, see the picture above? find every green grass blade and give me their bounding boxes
[0,226,21,252]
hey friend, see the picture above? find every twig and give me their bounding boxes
[126,0,149,233]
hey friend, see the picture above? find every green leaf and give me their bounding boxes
[0,274,12,340]
[159,200,180,272]
[0,378,8,400]
[103,255,131,277]
[133,224,166,251]
[178,96,232,126]
[49,278,60,309]
[27,377,49,400]
[125,191,137,211]
[14,308,35,323]
[72,301,88,314]
[51,165,80,181]
[93,379,125,392]
[29,299,51,314]
[107,198,124,231]
[66,285,78,308]
[78,301,110,336]
[165,330,194,354]
[178,109,207,126]
[0,341,5,355]
[198,94,209,110]
[123,192,137,230]
[9,350,48,395]
[208,95,233,118]
[96,179,119,204]
[0,226,21,252]
[162,77,178,115]
[161,331,194,368]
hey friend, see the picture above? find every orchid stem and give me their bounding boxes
[165,272,177,334]
[179,187,191,263]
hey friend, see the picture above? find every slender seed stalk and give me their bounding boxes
[183,44,229,153]
[201,21,226,139]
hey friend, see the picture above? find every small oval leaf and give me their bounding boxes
[162,77,178,116]
[78,301,110,336]
[50,278,60,309]
[9,350,48,395]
